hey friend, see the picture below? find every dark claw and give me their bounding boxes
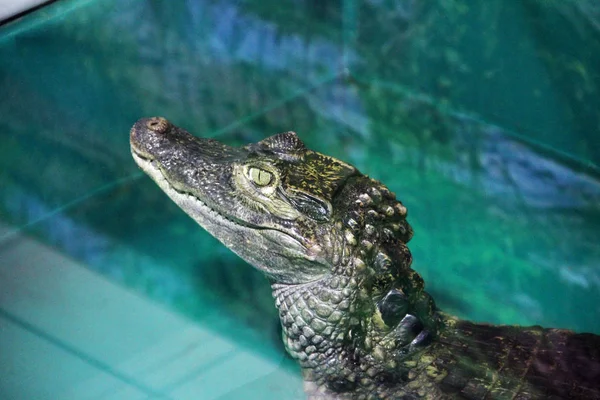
[378,288,409,327]
[410,330,431,348]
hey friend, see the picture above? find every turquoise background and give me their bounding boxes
[0,0,599,399]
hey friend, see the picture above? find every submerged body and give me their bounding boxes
[130,117,600,399]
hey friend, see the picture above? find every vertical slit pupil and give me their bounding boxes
[250,167,272,186]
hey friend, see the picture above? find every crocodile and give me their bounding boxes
[130,117,600,400]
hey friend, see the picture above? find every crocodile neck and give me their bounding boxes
[273,274,365,372]
[274,278,371,394]
[271,208,442,397]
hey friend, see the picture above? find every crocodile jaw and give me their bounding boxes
[132,150,325,284]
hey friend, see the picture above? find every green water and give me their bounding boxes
[1,0,599,399]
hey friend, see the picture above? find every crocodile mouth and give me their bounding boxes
[131,149,308,253]
[132,150,255,228]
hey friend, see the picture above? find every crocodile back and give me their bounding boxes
[429,316,600,399]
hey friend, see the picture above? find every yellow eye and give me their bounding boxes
[249,167,273,186]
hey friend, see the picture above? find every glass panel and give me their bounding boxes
[1,0,599,398]
[351,0,600,167]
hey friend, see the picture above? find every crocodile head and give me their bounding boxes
[130,117,358,284]
[131,117,439,397]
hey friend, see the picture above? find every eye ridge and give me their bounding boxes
[249,166,274,186]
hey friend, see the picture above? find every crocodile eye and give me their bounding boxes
[248,167,273,186]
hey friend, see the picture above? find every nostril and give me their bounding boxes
[146,117,169,133]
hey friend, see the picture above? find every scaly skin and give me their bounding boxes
[130,117,600,399]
